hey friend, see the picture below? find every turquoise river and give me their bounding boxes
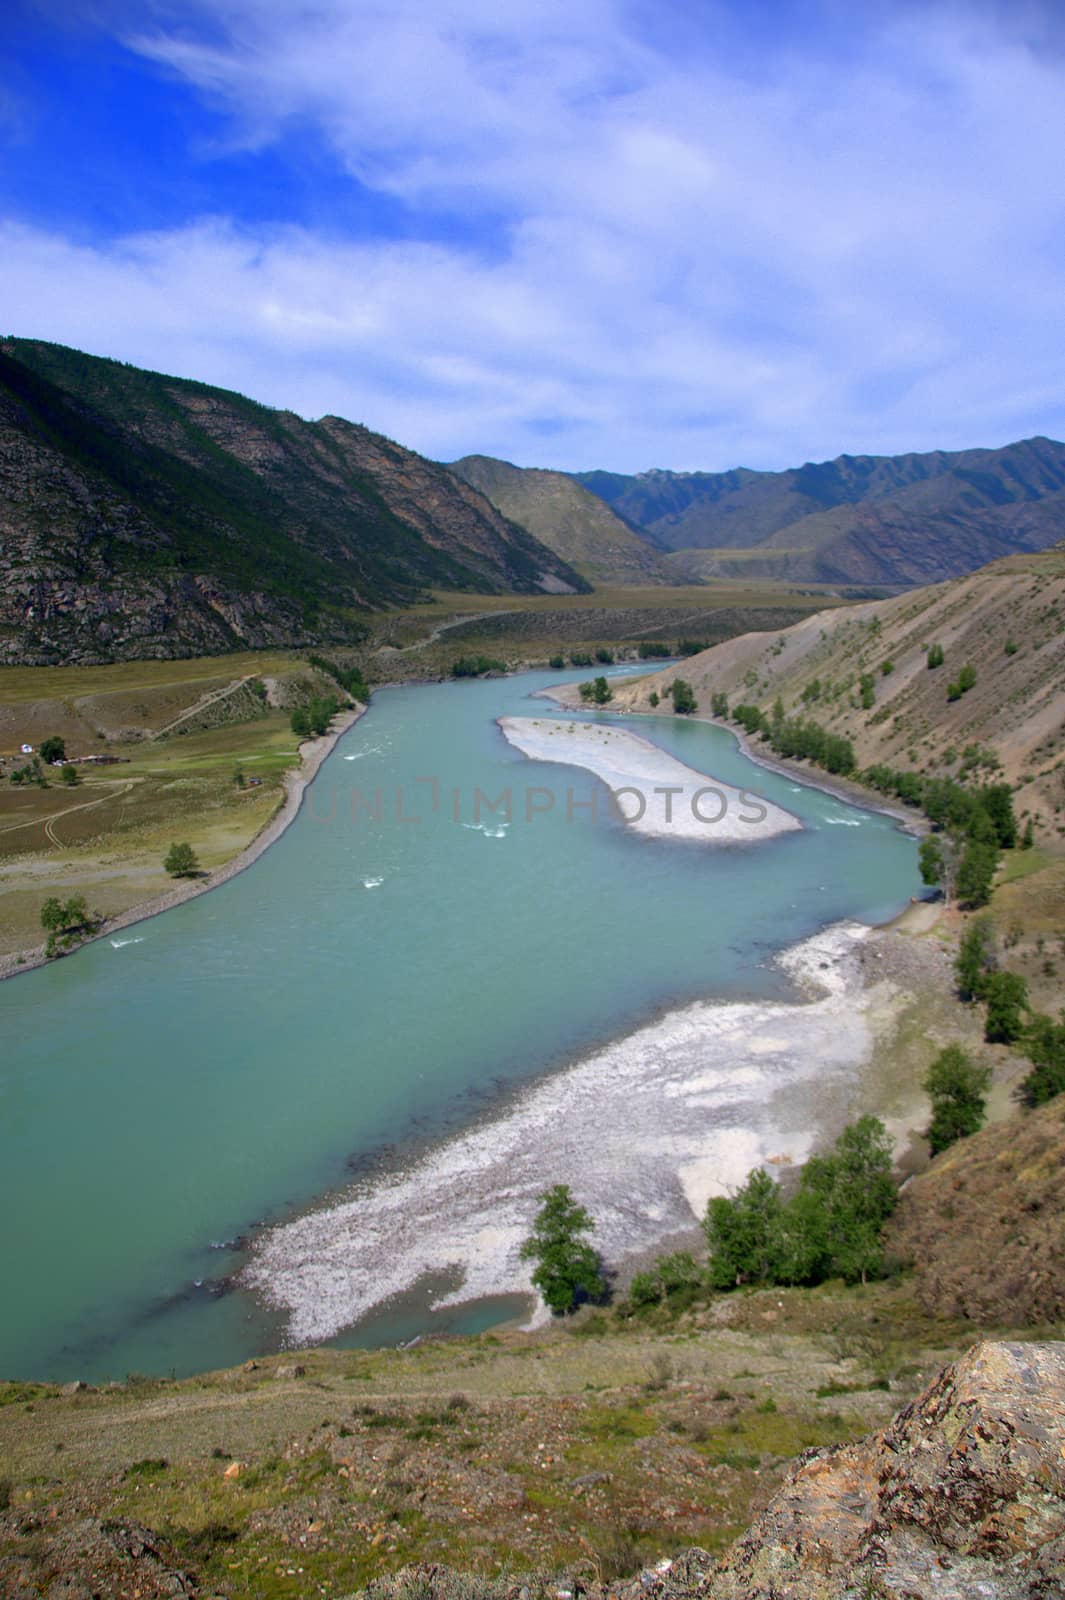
[0,667,922,1381]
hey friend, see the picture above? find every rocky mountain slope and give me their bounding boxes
[889,1097,1065,1327]
[611,546,1065,824]
[449,455,671,586]
[0,340,587,665]
[577,438,1065,588]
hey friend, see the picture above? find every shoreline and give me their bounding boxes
[0,705,366,983]
[242,914,945,1350]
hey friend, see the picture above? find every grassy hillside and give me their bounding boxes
[449,456,670,586]
[611,547,1065,830]
[1,1277,1046,1600]
[0,340,587,666]
[577,438,1065,588]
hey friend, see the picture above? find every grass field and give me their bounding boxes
[0,1277,1047,1599]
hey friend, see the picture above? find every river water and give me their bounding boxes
[0,667,920,1380]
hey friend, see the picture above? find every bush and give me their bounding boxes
[451,655,505,677]
[164,841,200,878]
[60,764,79,786]
[947,664,977,701]
[927,643,944,669]
[595,648,614,664]
[671,678,697,714]
[638,641,671,659]
[569,652,594,668]
[648,691,659,708]
[519,1185,606,1314]
[923,1045,991,1154]
[711,691,729,718]
[592,675,612,705]
[549,655,566,669]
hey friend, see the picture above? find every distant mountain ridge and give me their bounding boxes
[448,454,671,586]
[575,438,1065,587]
[0,339,587,665]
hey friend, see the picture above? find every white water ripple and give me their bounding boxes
[243,923,873,1346]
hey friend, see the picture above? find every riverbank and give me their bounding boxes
[242,905,961,1350]
[0,705,365,982]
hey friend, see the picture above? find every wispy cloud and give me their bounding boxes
[3,0,1064,468]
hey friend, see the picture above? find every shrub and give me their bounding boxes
[927,643,944,669]
[711,691,729,717]
[592,676,612,705]
[451,655,505,677]
[671,678,697,714]
[549,655,565,669]
[923,1045,991,1154]
[569,652,594,668]
[60,764,79,786]
[648,691,659,708]
[638,641,671,658]
[595,647,614,664]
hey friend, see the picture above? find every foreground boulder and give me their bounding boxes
[710,1340,1065,1599]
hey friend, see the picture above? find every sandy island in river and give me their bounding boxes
[498,715,801,843]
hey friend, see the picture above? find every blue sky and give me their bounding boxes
[2,0,1064,471]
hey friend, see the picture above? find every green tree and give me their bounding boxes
[983,970,1028,1044]
[592,675,612,705]
[1020,818,1035,850]
[797,1116,897,1283]
[704,1168,784,1290]
[955,916,995,1000]
[955,837,998,908]
[648,691,660,708]
[927,643,944,669]
[671,678,697,715]
[60,763,79,786]
[711,691,729,718]
[923,1045,991,1154]
[40,736,66,765]
[918,835,944,888]
[519,1185,605,1314]
[1018,1012,1065,1106]
[549,655,565,669]
[40,894,94,956]
[164,841,200,878]
[291,706,312,737]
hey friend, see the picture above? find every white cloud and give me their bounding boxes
[4,1,1065,469]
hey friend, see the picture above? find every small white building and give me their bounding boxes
[20,743,33,755]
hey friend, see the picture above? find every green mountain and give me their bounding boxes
[449,454,670,586]
[0,339,587,665]
[577,438,1065,587]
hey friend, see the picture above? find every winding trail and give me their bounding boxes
[150,675,254,739]
[0,779,142,846]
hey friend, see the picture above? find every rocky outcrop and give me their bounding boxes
[708,1340,1065,1598]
